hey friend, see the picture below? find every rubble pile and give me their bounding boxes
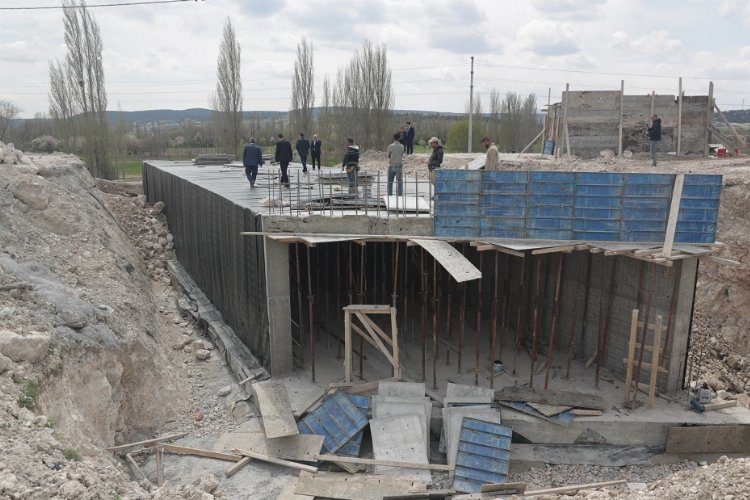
[0,140,32,165]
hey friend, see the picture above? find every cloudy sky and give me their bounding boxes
[1,0,749,119]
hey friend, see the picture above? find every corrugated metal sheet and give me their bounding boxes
[434,170,722,243]
[297,391,368,455]
[453,417,513,493]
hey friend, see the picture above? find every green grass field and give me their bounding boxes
[113,159,143,179]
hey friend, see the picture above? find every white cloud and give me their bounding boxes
[630,30,682,54]
[529,0,606,19]
[609,31,629,50]
[517,20,581,56]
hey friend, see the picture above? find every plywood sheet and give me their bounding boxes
[379,381,426,398]
[666,425,750,454]
[253,380,299,438]
[294,471,427,500]
[409,239,482,283]
[212,432,323,462]
[446,383,494,400]
[495,387,606,411]
[370,415,431,483]
[372,396,432,455]
[527,402,572,417]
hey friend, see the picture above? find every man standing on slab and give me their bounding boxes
[481,136,499,170]
[275,133,293,188]
[310,134,322,170]
[242,137,263,188]
[648,114,661,167]
[386,132,404,196]
[296,132,310,173]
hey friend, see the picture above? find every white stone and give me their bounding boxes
[9,174,50,210]
[217,386,231,397]
[0,329,51,363]
[194,349,210,361]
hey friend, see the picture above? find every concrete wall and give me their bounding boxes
[549,91,711,158]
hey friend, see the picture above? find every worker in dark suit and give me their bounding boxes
[296,132,310,173]
[406,121,415,155]
[274,133,293,188]
[242,137,263,188]
[310,134,322,170]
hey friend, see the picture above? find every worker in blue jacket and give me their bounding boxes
[242,138,263,188]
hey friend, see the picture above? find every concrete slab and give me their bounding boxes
[370,414,432,484]
[294,471,427,500]
[379,381,426,397]
[253,380,299,438]
[372,395,432,455]
[510,443,654,466]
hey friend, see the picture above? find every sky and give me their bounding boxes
[1,0,749,119]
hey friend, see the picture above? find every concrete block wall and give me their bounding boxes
[549,91,711,158]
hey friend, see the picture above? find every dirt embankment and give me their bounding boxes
[0,146,185,498]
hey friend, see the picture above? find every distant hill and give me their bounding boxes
[718,109,750,124]
[105,108,286,124]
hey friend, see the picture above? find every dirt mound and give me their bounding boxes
[0,151,187,498]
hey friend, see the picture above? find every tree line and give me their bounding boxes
[1,3,543,179]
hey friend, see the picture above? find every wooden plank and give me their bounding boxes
[345,311,352,382]
[494,387,606,411]
[647,315,662,409]
[391,308,400,380]
[527,402,572,417]
[106,432,188,453]
[662,174,684,258]
[125,453,150,485]
[160,443,242,462]
[703,401,737,411]
[344,304,392,312]
[339,377,398,395]
[531,245,576,255]
[409,239,482,283]
[351,322,389,355]
[234,448,318,473]
[155,447,163,487]
[571,408,603,416]
[276,479,315,499]
[238,369,265,386]
[253,380,299,438]
[225,456,252,477]
[315,454,453,471]
[480,482,527,494]
[666,425,750,453]
[382,490,457,499]
[379,381,426,397]
[359,312,393,347]
[212,432,325,462]
[624,309,639,403]
[523,479,626,495]
[354,312,394,360]
[295,471,428,500]
[621,358,667,373]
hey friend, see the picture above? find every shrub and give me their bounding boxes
[17,379,40,410]
[30,135,60,153]
[63,448,81,461]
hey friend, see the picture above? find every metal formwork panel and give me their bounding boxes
[434,170,481,237]
[297,391,368,454]
[453,418,513,493]
[336,394,370,457]
[676,175,722,243]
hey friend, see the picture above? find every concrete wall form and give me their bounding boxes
[547,90,712,158]
[143,163,273,368]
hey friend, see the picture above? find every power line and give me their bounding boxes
[0,0,199,10]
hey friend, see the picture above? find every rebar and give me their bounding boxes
[544,253,564,389]
[474,252,483,386]
[595,257,618,387]
[294,244,304,366]
[512,256,527,376]
[490,251,499,389]
[565,253,588,379]
[432,257,439,390]
[306,246,315,382]
[529,257,542,388]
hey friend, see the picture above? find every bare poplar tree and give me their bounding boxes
[0,100,21,141]
[290,38,314,135]
[212,18,243,156]
[488,89,501,146]
[331,40,393,150]
[48,60,78,151]
[58,0,111,177]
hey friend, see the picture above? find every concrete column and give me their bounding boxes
[665,258,698,393]
[263,237,293,376]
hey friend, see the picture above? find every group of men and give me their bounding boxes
[243,113,664,192]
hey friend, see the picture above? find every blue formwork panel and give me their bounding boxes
[482,194,526,208]
[622,220,666,232]
[481,217,525,231]
[623,207,670,221]
[453,418,512,493]
[573,231,621,241]
[432,170,722,243]
[297,391,368,455]
[337,394,369,457]
[527,206,574,218]
[528,194,575,207]
[575,196,623,208]
[622,231,667,242]
[527,229,573,239]
[528,218,573,230]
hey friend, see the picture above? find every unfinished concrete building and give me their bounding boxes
[545,89,714,158]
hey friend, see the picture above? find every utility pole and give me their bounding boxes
[468,56,474,153]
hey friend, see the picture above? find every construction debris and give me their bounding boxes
[253,379,299,438]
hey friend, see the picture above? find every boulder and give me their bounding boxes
[59,308,89,329]
[151,201,165,215]
[194,349,210,361]
[9,174,50,210]
[0,329,51,363]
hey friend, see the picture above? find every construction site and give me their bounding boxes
[2,87,750,499]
